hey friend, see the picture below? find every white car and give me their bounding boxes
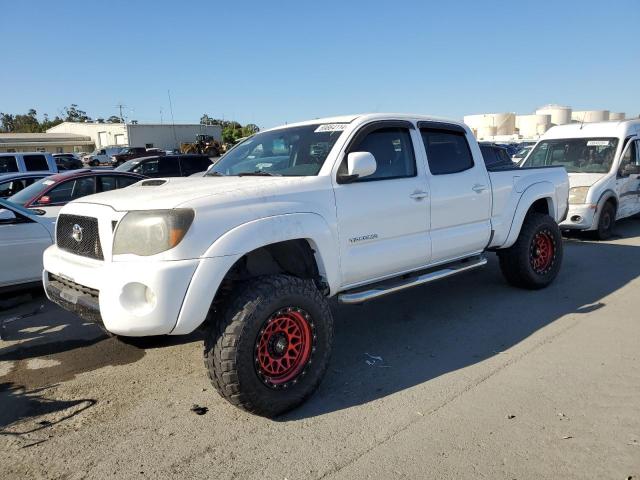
[82,147,124,166]
[522,119,640,238]
[0,199,54,292]
[43,113,569,416]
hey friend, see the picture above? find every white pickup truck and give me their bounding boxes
[43,113,569,416]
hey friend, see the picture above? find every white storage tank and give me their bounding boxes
[535,104,572,126]
[516,114,551,138]
[571,110,610,123]
[477,125,497,139]
[492,113,516,135]
[609,112,625,121]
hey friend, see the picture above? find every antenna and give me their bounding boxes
[114,103,127,123]
[167,90,179,149]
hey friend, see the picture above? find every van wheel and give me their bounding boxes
[203,274,334,417]
[594,202,615,240]
[498,213,563,290]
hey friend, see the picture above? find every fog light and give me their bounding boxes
[571,215,582,223]
[120,282,157,316]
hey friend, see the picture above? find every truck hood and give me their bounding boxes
[568,173,606,188]
[72,176,312,211]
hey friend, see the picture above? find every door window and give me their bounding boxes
[158,157,182,176]
[180,156,211,176]
[0,179,27,197]
[117,176,140,188]
[0,156,18,173]
[41,177,96,204]
[619,140,638,176]
[348,127,416,181]
[134,159,159,175]
[421,130,474,175]
[98,176,117,192]
[23,154,49,171]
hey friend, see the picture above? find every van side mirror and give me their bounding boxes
[338,152,377,184]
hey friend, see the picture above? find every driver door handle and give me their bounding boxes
[472,184,488,193]
[409,191,429,200]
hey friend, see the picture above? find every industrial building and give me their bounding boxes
[0,132,94,154]
[46,122,222,151]
[464,104,629,142]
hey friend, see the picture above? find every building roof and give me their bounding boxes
[0,132,94,147]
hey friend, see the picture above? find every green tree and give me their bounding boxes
[64,104,90,122]
[107,115,122,123]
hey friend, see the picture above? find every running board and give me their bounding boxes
[338,255,487,304]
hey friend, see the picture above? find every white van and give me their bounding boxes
[0,152,58,176]
[522,120,640,239]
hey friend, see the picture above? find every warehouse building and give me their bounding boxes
[0,132,94,154]
[464,104,629,142]
[46,122,222,151]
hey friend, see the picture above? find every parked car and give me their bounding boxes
[0,172,49,199]
[0,198,54,292]
[512,145,534,163]
[8,170,144,219]
[43,113,569,417]
[479,142,516,169]
[53,153,84,170]
[114,154,214,177]
[111,147,158,167]
[0,152,57,176]
[522,119,640,239]
[82,147,124,166]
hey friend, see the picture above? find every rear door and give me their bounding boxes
[333,121,431,287]
[157,157,182,177]
[419,122,491,263]
[180,156,212,176]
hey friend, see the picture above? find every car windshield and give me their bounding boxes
[115,159,140,171]
[8,176,55,204]
[522,137,619,173]
[207,123,348,177]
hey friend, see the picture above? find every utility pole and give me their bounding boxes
[114,103,127,123]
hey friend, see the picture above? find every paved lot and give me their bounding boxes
[1,220,639,479]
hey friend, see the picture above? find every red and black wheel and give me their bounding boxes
[204,275,333,417]
[498,212,563,290]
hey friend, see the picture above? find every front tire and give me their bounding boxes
[594,202,615,240]
[203,274,334,417]
[498,213,563,290]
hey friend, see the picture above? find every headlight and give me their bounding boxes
[113,209,195,256]
[568,187,590,204]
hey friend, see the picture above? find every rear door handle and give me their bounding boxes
[472,184,488,193]
[410,191,429,200]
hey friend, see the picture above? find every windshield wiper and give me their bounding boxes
[237,171,281,177]
[205,171,225,176]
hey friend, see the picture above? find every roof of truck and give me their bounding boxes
[542,119,640,139]
[266,113,467,131]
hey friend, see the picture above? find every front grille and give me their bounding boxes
[48,273,99,298]
[56,214,104,260]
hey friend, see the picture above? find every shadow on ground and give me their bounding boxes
[281,219,640,420]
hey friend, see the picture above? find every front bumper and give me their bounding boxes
[43,246,200,336]
[559,204,598,231]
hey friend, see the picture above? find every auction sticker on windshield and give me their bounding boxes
[587,140,610,146]
[314,124,348,133]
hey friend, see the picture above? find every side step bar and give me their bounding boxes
[338,255,487,304]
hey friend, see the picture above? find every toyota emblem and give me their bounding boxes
[72,224,83,243]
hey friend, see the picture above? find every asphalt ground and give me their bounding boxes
[1,219,639,479]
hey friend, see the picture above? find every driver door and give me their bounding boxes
[0,207,53,287]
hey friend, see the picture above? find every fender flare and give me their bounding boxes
[591,189,618,228]
[170,213,340,336]
[502,182,557,248]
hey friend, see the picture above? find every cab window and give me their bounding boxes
[0,156,18,173]
[348,127,416,181]
[23,154,49,171]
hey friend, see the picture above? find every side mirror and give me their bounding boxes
[0,208,17,222]
[339,152,377,183]
[38,195,51,205]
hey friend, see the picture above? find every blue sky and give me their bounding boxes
[2,0,638,128]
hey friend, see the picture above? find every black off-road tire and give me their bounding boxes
[594,202,615,240]
[203,274,334,417]
[498,212,563,290]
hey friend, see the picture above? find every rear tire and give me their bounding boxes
[203,274,333,417]
[594,202,615,240]
[498,212,563,290]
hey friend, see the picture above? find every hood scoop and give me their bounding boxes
[139,179,168,187]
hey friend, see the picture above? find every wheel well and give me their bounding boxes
[527,198,550,217]
[205,240,323,326]
[604,196,617,212]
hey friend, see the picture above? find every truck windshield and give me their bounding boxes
[522,138,619,173]
[207,124,347,177]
